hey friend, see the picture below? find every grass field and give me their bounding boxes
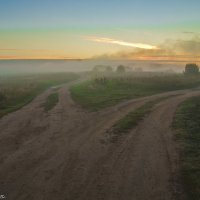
[70,73,200,111]
[44,92,59,111]
[0,73,79,118]
[173,96,200,200]
[108,95,178,142]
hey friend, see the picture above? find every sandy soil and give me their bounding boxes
[0,82,200,200]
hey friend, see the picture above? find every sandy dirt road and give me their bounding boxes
[0,81,200,200]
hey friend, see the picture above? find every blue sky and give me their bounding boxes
[0,0,200,59]
[1,0,200,28]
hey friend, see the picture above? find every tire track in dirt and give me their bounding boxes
[0,81,200,199]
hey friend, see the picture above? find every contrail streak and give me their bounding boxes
[85,36,158,50]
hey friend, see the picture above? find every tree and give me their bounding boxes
[105,66,113,72]
[92,65,113,73]
[116,65,126,73]
[185,63,199,75]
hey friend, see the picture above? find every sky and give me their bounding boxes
[1,0,200,60]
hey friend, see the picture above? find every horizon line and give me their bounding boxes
[0,58,199,63]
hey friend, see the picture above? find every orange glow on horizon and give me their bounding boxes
[0,55,83,60]
[1,55,200,62]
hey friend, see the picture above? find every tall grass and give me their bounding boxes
[0,73,79,117]
[44,92,59,112]
[71,74,200,110]
[173,96,200,200]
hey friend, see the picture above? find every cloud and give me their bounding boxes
[182,31,196,34]
[92,37,200,61]
[172,38,200,55]
[85,36,158,50]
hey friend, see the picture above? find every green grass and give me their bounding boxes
[108,96,175,142]
[0,73,79,118]
[44,92,59,111]
[173,96,200,200]
[70,74,200,111]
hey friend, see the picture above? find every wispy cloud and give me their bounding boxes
[85,36,158,50]
[91,36,200,61]
[182,31,196,34]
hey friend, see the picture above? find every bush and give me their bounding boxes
[185,64,199,75]
[116,65,126,73]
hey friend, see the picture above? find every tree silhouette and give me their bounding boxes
[106,66,113,72]
[185,63,199,75]
[116,65,126,73]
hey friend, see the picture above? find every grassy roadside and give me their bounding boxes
[70,74,200,111]
[0,73,79,118]
[173,96,200,200]
[108,95,177,142]
[44,92,59,111]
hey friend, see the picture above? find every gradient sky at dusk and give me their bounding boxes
[1,0,200,60]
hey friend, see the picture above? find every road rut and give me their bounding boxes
[0,83,200,200]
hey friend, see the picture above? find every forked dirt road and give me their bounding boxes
[0,81,200,200]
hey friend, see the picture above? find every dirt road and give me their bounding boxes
[0,82,200,200]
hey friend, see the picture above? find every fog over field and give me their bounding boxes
[2,0,200,199]
[0,60,188,76]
